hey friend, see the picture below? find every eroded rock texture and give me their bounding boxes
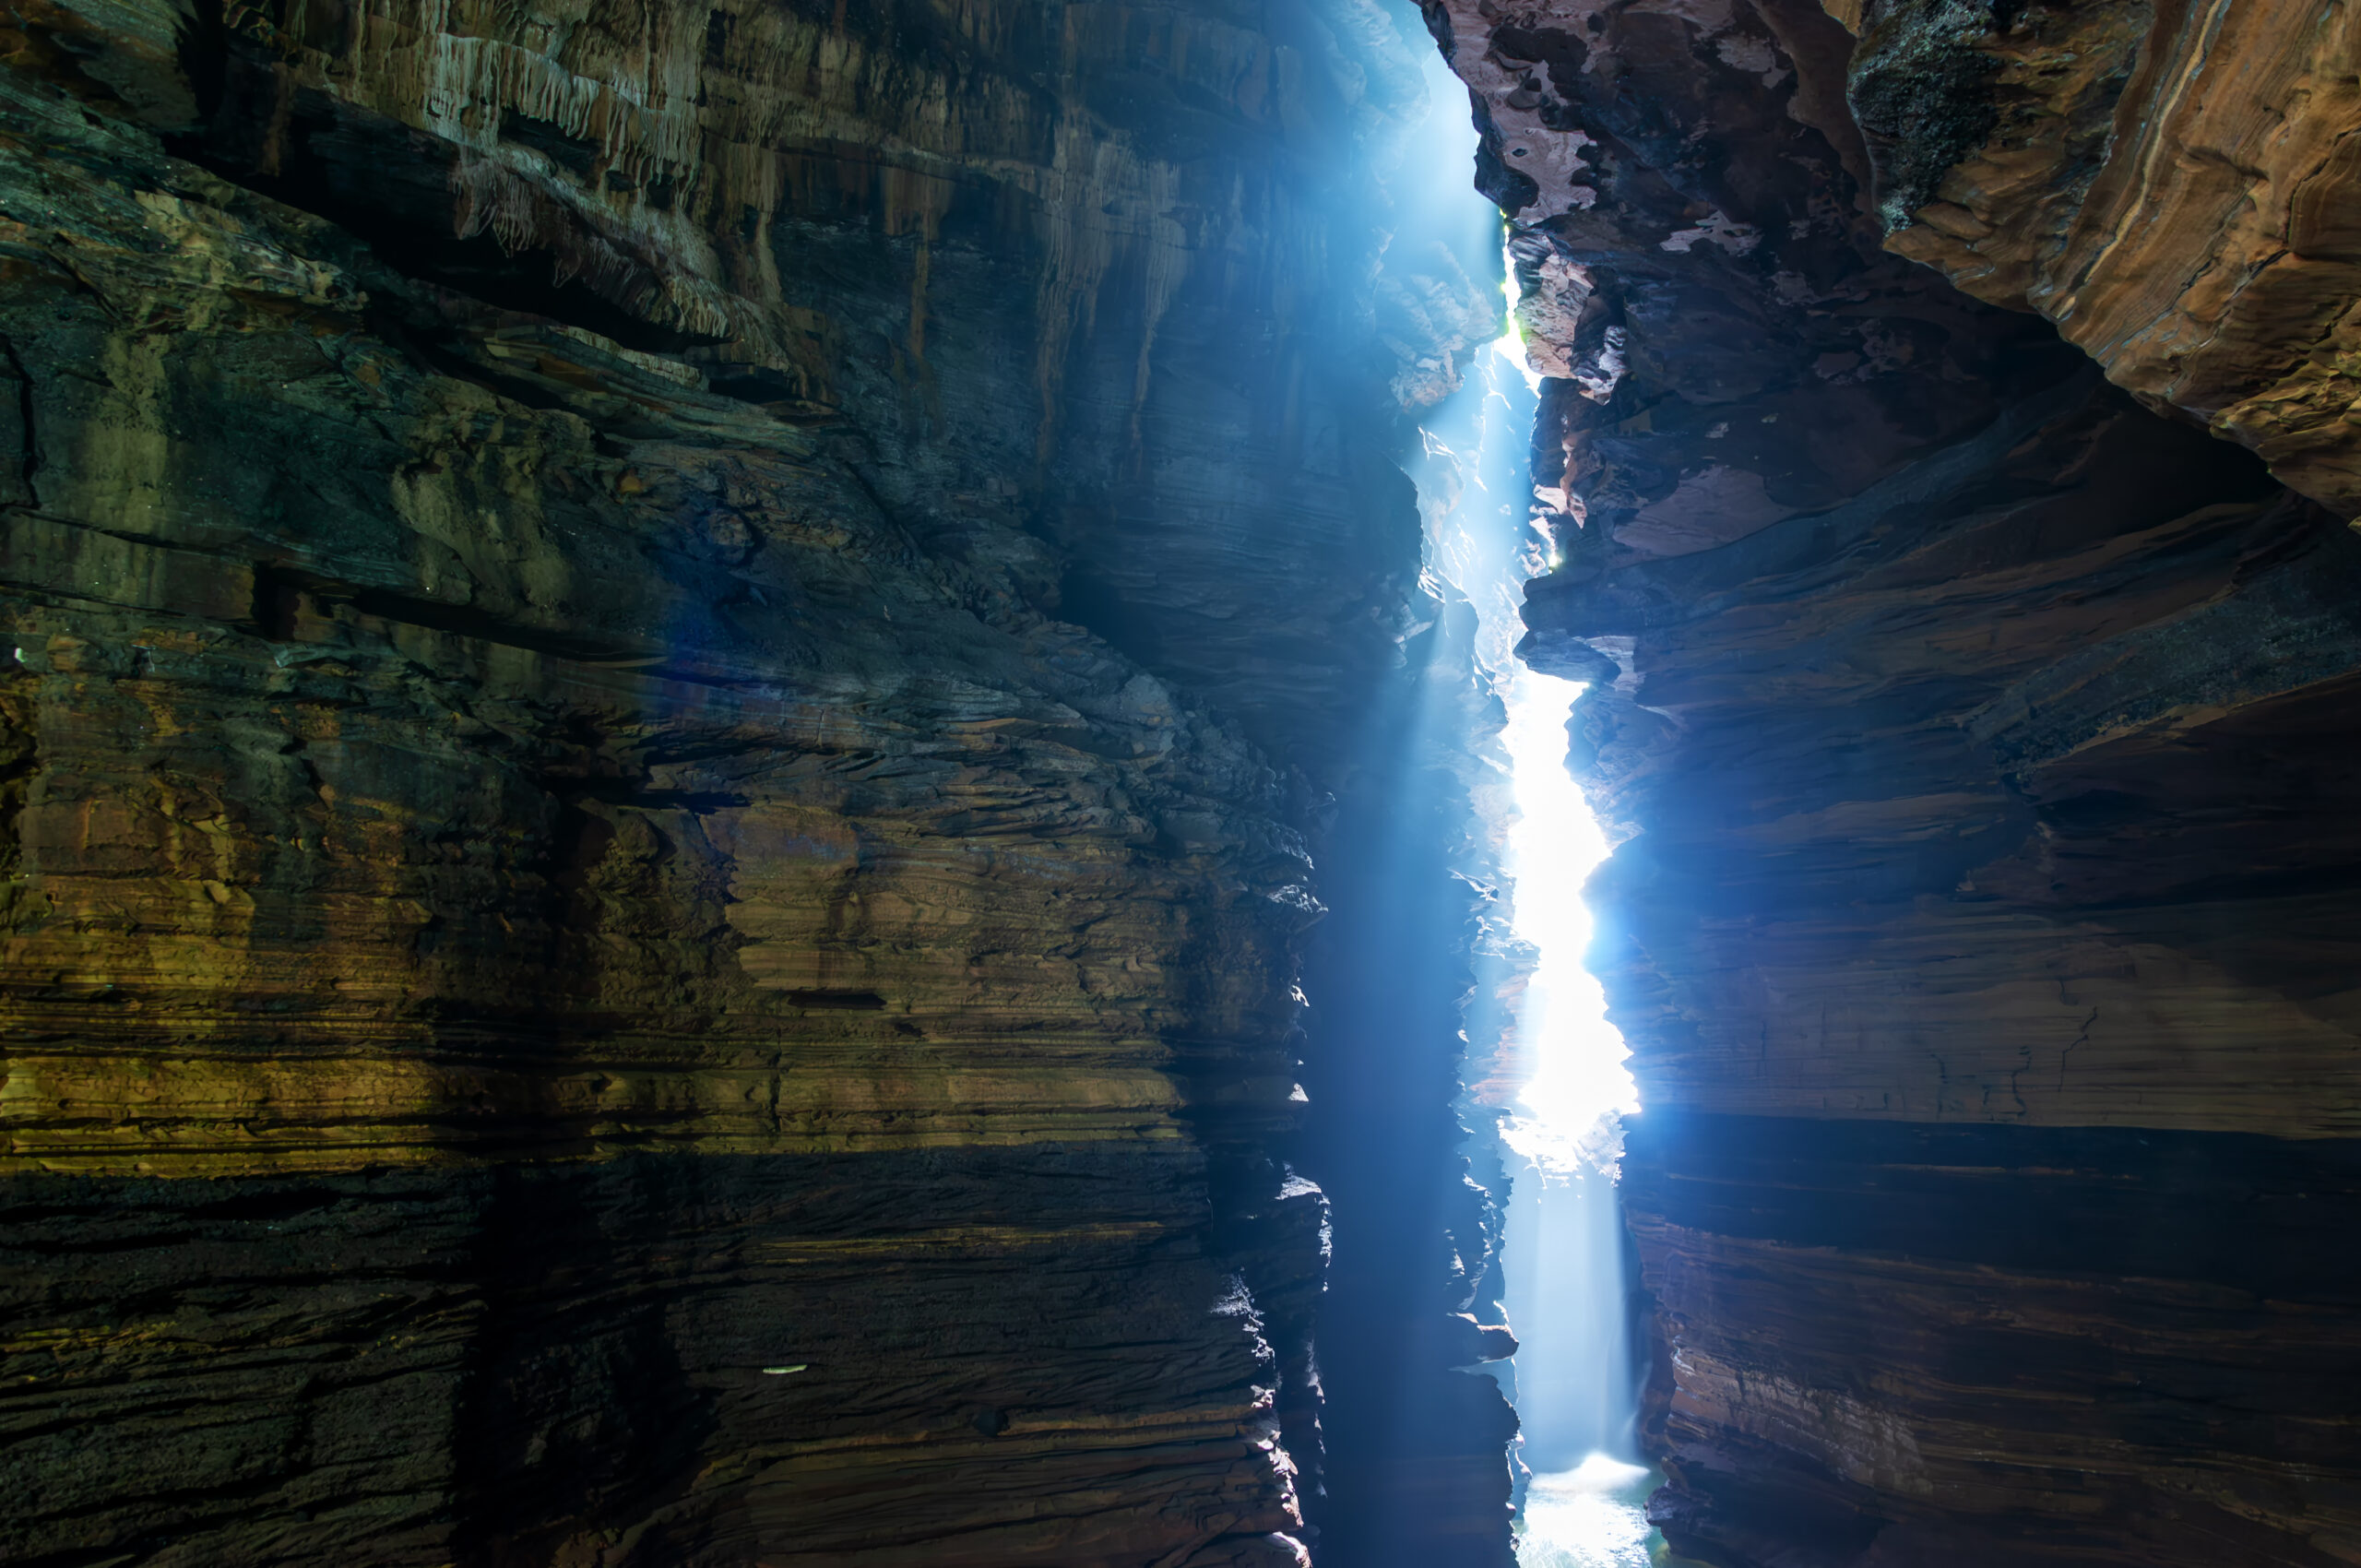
[0,1,1519,1562]
[1845,0,2361,519]
[1431,0,2361,1562]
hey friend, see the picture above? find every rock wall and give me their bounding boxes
[1847,0,2361,521]
[1428,0,2361,1562]
[0,1,1519,1562]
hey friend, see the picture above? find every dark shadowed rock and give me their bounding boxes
[0,2,1521,1562]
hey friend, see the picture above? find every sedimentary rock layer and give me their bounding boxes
[1627,1114,2361,1567]
[1846,0,2361,519]
[1430,0,2361,1562]
[0,2,1517,1562]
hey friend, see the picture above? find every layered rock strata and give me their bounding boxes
[0,1,1519,1562]
[1429,0,2361,1562]
[1845,0,2361,520]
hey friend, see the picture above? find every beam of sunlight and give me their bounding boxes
[1499,673,1636,1178]
[1388,18,1667,1562]
[1498,675,1655,1557]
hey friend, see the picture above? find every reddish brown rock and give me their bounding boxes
[0,2,1520,1563]
[1430,0,2361,1562]
[1845,0,2361,519]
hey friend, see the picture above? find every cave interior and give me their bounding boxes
[3,0,2359,1564]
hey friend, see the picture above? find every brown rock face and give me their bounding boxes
[1430,0,2361,1563]
[1845,0,2361,520]
[0,2,1518,1563]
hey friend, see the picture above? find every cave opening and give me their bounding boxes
[1388,34,1655,1568]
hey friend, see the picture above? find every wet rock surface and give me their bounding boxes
[1430,0,2361,1562]
[0,2,1520,1563]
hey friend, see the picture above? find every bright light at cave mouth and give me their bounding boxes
[1500,671,1639,1176]
[1394,25,1648,1546]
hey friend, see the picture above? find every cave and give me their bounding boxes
[4,0,2359,1566]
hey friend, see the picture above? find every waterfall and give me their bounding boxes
[1392,23,1663,1565]
[1496,678,1655,1565]
[1481,484,1655,1568]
